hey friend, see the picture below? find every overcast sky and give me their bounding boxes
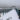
[0,0,20,10]
[16,0,20,10]
[0,0,16,8]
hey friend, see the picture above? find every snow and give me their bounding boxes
[3,9,19,20]
[0,9,19,20]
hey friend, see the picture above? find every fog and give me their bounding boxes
[0,0,20,10]
[16,0,20,10]
[0,0,16,8]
